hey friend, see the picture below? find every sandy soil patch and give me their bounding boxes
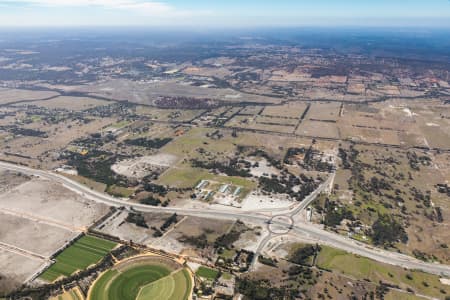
[0,178,110,228]
[0,211,76,257]
[0,249,46,294]
[233,226,267,252]
[241,192,293,211]
[248,158,281,178]
[440,278,450,286]
[111,153,178,179]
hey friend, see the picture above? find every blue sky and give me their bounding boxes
[0,0,449,27]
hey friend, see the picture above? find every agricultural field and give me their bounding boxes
[23,96,111,111]
[225,114,296,134]
[336,100,450,148]
[261,102,308,119]
[307,102,341,122]
[0,88,59,106]
[135,106,205,122]
[88,256,192,300]
[296,120,340,139]
[40,235,117,282]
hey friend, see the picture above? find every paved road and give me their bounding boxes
[1,161,450,277]
[250,176,334,270]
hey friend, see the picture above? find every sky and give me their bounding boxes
[0,0,449,28]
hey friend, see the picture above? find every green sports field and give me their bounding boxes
[89,260,192,300]
[40,235,117,282]
[195,266,219,280]
[137,268,192,300]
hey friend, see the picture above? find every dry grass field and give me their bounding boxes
[323,144,450,262]
[135,106,205,122]
[150,216,234,257]
[296,120,340,139]
[0,117,116,167]
[25,96,111,111]
[261,102,308,118]
[307,102,341,121]
[0,88,59,106]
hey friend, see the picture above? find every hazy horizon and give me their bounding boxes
[0,0,449,28]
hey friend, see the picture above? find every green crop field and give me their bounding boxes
[89,261,192,300]
[40,235,117,282]
[195,266,219,280]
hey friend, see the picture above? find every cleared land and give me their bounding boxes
[111,153,178,179]
[96,211,174,245]
[40,236,117,282]
[0,211,76,257]
[0,179,110,229]
[0,248,46,295]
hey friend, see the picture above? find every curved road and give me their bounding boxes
[1,161,450,277]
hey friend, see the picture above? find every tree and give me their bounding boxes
[371,214,408,246]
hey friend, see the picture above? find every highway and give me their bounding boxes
[1,161,450,277]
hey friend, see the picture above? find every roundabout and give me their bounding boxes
[268,215,294,234]
[88,255,193,300]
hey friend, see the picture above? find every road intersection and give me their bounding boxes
[1,161,450,277]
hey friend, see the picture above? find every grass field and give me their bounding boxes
[106,184,135,198]
[107,264,171,300]
[137,269,192,300]
[89,270,119,300]
[316,246,450,298]
[89,261,192,300]
[40,235,117,282]
[195,266,219,280]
